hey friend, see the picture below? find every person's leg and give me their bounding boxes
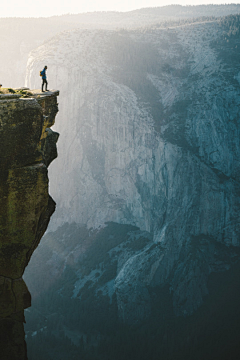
[42,79,44,92]
[45,80,48,91]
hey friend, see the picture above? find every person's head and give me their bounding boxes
[0,84,2,88]
[45,65,47,69]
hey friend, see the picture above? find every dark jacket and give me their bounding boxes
[41,68,47,80]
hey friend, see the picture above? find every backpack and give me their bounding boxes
[40,70,43,77]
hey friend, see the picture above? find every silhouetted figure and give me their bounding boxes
[41,66,48,92]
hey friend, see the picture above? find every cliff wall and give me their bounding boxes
[0,89,59,359]
[25,21,240,324]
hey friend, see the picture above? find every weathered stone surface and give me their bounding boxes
[0,311,27,360]
[0,89,59,320]
[40,129,59,167]
[0,277,31,318]
[0,164,49,279]
[0,276,15,317]
[0,98,43,169]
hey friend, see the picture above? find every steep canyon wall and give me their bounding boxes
[25,20,240,323]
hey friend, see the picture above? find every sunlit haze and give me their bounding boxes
[2,0,240,17]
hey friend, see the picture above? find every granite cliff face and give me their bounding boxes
[25,18,240,328]
[0,89,59,359]
[3,5,240,89]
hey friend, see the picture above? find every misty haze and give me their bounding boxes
[1,4,240,360]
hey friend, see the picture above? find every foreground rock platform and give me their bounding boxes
[0,88,59,359]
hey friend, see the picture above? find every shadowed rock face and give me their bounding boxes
[0,89,59,359]
[25,21,240,325]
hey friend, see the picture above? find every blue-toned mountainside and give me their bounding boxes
[23,13,240,360]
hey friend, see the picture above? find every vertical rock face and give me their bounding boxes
[25,20,240,324]
[0,89,59,359]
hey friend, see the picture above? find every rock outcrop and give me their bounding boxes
[0,89,59,359]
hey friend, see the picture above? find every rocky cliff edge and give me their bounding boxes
[0,88,59,318]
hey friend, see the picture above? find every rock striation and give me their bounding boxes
[0,89,59,359]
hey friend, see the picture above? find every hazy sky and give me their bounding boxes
[2,0,240,17]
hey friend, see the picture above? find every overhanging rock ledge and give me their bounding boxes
[0,88,59,359]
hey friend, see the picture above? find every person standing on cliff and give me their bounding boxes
[41,66,48,92]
